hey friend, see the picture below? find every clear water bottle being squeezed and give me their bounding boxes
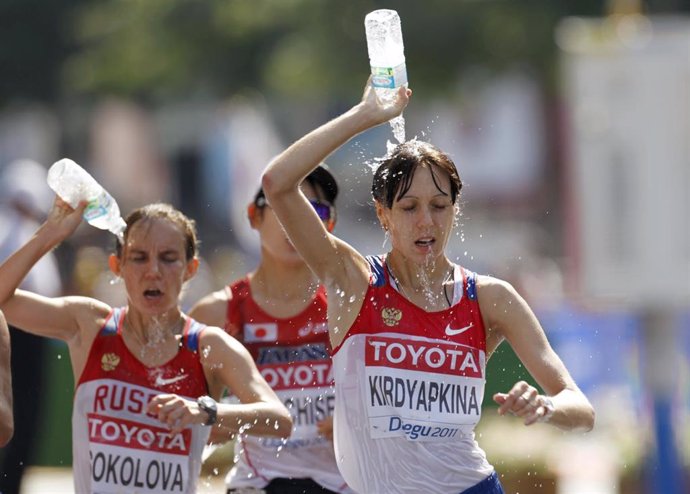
[47,158,126,240]
[365,9,407,143]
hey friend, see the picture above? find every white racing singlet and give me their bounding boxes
[72,308,211,494]
[222,278,352,493]
[331,256,495,494]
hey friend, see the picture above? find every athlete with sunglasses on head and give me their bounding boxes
[190,166,354,494]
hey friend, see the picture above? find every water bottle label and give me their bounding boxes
[370,63,408,89]
[83,194,112,222]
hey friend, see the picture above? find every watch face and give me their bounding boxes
[198,396,217,426]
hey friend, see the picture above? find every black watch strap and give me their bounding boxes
[196,395,217,426]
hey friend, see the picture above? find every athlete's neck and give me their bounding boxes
[386,252,453,291]
[124,308,184,342]
[250,260,319,317]
[386,252,455,312]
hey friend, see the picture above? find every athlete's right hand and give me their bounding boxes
[43,196,87,241]
[358,76,412,127]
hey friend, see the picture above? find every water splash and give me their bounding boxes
[139,316,170,361]
[390,115,405,144]
[108,275,122,286]
[418,251,440,308]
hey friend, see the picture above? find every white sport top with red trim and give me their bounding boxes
[222,278,353,493]
[331,256,494,494]
[72,308,211,494]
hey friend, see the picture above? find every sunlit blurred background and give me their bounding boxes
[0,1,687,493]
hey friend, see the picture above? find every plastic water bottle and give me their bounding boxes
[47,158,126,239]
[365,9,407,143]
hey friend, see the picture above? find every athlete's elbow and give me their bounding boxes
[261,169,280,200]
[581,403,595,432]
[261,167,294,204]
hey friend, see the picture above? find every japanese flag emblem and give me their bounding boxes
[244,323,278,343]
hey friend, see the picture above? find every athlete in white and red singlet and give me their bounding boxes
[73,308,210,493]
[262,78,595,494]
[221,279,350,492]
[332,257,493,493]
[191,172,353,494]
[0,202,292,494]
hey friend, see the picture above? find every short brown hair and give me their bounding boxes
[372,141,462,208]
[116,203,198,260]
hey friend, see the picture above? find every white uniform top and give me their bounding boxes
[331,257,494,494]
[222,278,353,493]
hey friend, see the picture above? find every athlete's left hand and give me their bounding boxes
[493,380,552,426]
[148,393,207,434]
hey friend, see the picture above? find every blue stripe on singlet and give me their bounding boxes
[366,255,387,287]
[101,308,121,335]
[466,271,478,301]
[459,472,505,494]
[185,322,203,352]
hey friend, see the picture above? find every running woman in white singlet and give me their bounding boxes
[260,77,595,494]
[191,169,354,494]
[0,201,292,494]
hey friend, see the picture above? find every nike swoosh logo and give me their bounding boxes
[155,374,188,387]
[445,323,473,336]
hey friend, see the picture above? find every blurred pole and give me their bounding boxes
[558,7,690,493]
[641,309,684,494]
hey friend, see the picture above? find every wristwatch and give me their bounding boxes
[197,395,218,426]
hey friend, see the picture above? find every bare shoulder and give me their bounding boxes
[189,288,230,327]
[198,325,248,359]
[476,275,534,333]
[476,275,519,303]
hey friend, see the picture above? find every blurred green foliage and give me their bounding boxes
[7,0,679,106]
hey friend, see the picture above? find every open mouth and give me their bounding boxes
[143,289,163,299]
[415,237,435,247]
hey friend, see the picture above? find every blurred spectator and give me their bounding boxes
[0,159,62,494]
[90,99,172,213]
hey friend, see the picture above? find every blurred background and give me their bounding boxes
[0,0,688,493]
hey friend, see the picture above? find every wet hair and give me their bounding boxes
[372,141,462,208]
[115,203,199,261]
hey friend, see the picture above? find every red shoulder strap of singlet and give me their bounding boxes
[224,277,250,336]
